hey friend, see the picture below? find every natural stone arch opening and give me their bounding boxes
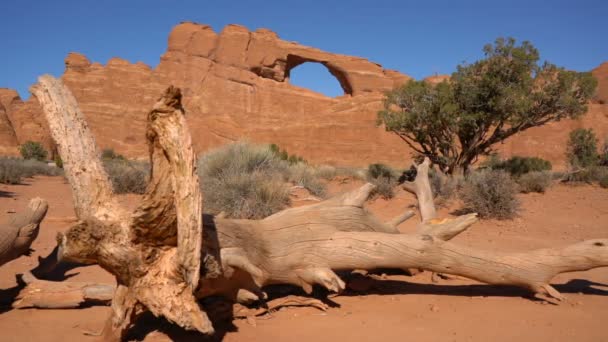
[285,55,353,97]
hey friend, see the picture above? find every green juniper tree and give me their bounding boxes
[378,38,597,174]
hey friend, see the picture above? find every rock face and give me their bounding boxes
[0,22,606,169]
[0,88,52,156]
[57,22,411,166]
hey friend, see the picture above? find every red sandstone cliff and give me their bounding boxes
[0,22,606,169]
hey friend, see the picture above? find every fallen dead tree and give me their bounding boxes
[18,75,608,341]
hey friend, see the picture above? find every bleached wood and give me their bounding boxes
[30,78,608,339]
[31,75,121,222]
[402,158,437,222]
[13,272,114,309]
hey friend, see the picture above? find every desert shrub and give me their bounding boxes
[101,148,126,161]
[567,128,598,168]
[479,153,503,170]
[599,173,608,189]
[313,165,365,181]
[461,170,519,219]
[19,141,47,161]
[517,171,553,193]
[312,165,338,180]
[0,157,62,184]
[429,169,462,201]
[493,156,552,177]
[103,159,149,194]
[366,163,398,199]
[562,165,608,184]
[0,158,24,184]
[198,142,290,219]
[287,163,326,197]
[599,139,608,167]
[368,163,393,180]
[269,143,305,165]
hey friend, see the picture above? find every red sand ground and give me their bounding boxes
[1,176,607,341]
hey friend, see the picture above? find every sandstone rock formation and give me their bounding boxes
[0,88,53,156]
[0,22,606,168]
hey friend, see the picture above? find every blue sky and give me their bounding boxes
[1,0,606,98]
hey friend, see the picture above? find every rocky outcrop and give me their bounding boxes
[0,22,606,169]
[423,74,450,85]
[0,102,18,155]
[0,88,51,156]
[55,22,411,166]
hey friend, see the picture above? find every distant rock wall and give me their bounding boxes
[0,22,606,169]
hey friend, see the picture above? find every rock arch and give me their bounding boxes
[284,54,353,96]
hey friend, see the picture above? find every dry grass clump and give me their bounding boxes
[103,159,149,194]
[461,170,520,219]
[517,171,553,193]
[198,142,291,219]
[287,163,326,197]
[366,163,398,199]
[0,157,62,184]
[313,165,365,181]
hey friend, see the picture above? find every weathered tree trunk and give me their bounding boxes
[13,271,114,309]
[0,197,48,267]
[26,75,608,340]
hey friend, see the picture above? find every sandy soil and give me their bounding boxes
[0,176,607,341]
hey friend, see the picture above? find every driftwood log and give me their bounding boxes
[23,75,608,341]
[0,198,48,267]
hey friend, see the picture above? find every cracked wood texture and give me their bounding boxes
[29,76,608,340]
[32,76,214,341]
[0,198,48,267]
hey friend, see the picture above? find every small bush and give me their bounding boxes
[20,141,47,161]
[429,169,462,201]
[567,128,598,168]
[101,148,126,161]
[368,163,394,179]
[198,142,290,219]
[103,159,149,194]
[269,143,305,165]
[461,170,519,219]
[491,156,552,177]
[312,165,338,180]
[366,163,398,199]
[0,158,24,184]
[288,163,326,197]
[313,165,365,181]
[0,157,62,184]
[480,153,503,170]
[517,171,553,193]
[562,165,608,184]
[599,139,608,167]
[599,174,608,189]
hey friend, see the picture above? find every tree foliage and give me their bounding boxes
[566,128,598,168]
[378,37,597,174]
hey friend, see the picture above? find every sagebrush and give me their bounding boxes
[103,159,149,194]
[366,163,398,199]
[287,163,326,197]
[0,157,62,184]
[198,142,291,219]
[517,171,553,193]
[461,170,520,219]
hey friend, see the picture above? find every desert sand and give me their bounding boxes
[0,175,606,341]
